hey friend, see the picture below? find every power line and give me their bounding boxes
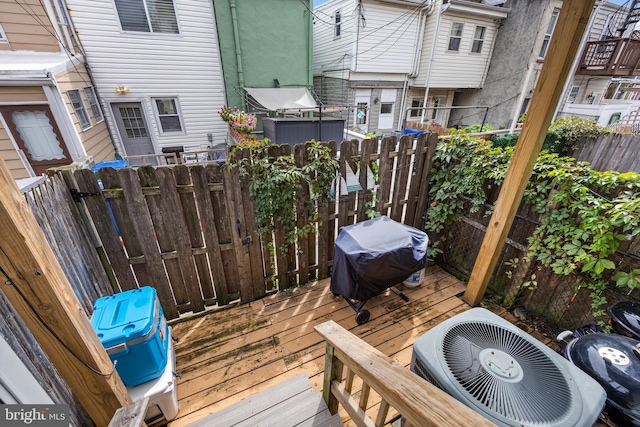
[14,0,90,87]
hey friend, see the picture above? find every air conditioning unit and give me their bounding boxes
[411,308,606,427]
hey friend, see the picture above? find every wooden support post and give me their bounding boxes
[464,0,596,306]
[0,158,132,425]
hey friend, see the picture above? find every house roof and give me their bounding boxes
[0,51,83,84]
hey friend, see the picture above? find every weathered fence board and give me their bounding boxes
[46,137,437,319]
[73,169,137,291]
[572,133,640,172]
[192,165,230,307]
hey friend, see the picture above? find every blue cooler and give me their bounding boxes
[91,287,169,387]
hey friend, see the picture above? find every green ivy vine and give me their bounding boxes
[230,139,338,247]
[425,128,640,325]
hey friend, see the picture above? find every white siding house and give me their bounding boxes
[64,0,228,159]
[313,0,508,135]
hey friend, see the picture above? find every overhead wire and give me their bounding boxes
[13,0,90,87]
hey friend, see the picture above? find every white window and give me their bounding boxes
[67,90,91,130]
[153,98,184,133]
[114,0,179,34]
[567,86,579,103]
[448,22,464,52]
[410,99,424,117]
[471,26,486,54]
[588,92,603,105]
[334,10,341,38]
[539,10,559,58]
[0,23,7,43]
[83,87,103,123]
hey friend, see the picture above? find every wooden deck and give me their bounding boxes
[167,265,470,427]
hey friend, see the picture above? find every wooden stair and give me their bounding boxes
[185,374,343,427]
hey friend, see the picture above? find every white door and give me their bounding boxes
[111,102,156,165]
[377,89,396,130]
[354,89,371,133]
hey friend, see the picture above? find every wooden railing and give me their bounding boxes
[577,37,640,76]
[314,321,496,427]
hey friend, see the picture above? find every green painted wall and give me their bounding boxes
[213,0,313,109]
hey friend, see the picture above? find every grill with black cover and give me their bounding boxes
[330,216,428,324]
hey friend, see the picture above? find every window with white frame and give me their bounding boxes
[83,87,103,123]
[114,0,179,34]
[334,10,341,38]
[410,99,424,117]
[0,23,7,43]
[539,10,559,58]
[567,86,579,103]
[448,22,464,51]
[153,98,183,133]
[67,90,91,130]
[471,26,486,54]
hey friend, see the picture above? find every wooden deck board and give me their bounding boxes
[186,374,340,427]
[167,265,471,427]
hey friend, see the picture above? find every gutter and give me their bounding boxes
[421,1,450,124]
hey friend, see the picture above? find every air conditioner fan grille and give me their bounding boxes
[442,322,573,425]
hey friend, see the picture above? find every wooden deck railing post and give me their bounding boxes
[321,341,344,415]
[0,157,132,425]
[315,320,495,427]
[464,0,596,306]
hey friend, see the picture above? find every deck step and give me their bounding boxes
[186,374,343,427]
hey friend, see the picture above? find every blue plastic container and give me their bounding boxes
[403,128,424,137]
[91,287,169,386]
[92,159,127,171]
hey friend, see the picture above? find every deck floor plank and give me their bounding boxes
[168,265,470,427]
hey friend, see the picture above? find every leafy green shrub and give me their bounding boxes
[462,123,494,133]
[491,133,519,150]
[426,132,640,324]
[549,116,609,150]
[491,131,562,154]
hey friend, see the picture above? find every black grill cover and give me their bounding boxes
[330,216,428,301]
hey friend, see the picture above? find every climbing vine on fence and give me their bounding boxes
[231,139,338,246]
[425,130,640,324]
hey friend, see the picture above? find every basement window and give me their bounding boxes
[114,0,179,34]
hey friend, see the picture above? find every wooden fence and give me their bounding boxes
[56,134,437,320]
[571,133,640,172]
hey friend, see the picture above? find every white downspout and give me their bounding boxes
[509,63,534,134]
[421,1,449,124]
[410,1,434,77]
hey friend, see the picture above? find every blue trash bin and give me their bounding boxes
[403,128,424,137]
[92,160,126,234]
